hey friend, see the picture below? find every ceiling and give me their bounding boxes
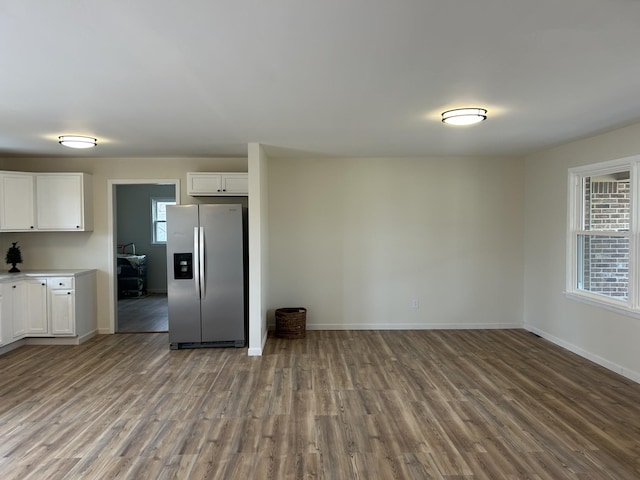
[2,0,640,159]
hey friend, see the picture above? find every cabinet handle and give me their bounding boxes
[222,189,226,192]
[41,283,45,286]
[76,225,80,229]
[30,226,34,229]
[67,292,71,295]
[59,283,64,286]
[12,285,16,289]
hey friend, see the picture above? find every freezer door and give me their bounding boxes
[166,205,202,344]
[199,204,245,344]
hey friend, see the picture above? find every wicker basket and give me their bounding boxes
[275,308,307,339]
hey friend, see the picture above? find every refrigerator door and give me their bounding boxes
[167,205,202,345]
[199,204,245,344]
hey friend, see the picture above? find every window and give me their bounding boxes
[151,198,175,244]
[567,157,639,313]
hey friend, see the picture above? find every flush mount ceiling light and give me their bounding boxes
[58,135,97,149]
[441,108,487,126]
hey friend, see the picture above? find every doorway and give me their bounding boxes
[108,179,180,334]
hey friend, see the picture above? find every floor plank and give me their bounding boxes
[117,293,168,333]
[0,329,639,479]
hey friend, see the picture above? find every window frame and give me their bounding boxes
[151,197,176,245]
[566,156,640,317]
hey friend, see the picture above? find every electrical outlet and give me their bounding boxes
[411,299,419,309]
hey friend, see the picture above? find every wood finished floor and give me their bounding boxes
[117,294,168,333]
[1,329,639,479]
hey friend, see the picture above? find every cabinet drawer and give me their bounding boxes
[49,277,74,290]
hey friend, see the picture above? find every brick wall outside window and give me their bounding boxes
[582,179,629,298]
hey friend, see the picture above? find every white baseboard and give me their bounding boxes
[248,328,269,356]
[78,330,98,344]
[1,331,98,353]
[302,322,523,330]
[524,324,640,384]
[0,339,26,355]
[25,336,81,346]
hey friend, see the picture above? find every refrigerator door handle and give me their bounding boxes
[193,227,200,298]
[199,226,206,297]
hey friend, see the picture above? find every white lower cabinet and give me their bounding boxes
[3,281,27,339]
[50,287,75,336]
[0,270,96,349]
[25,278,48,335]
[0,293,3,345]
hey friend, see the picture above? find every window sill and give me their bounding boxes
[565,291,640,320]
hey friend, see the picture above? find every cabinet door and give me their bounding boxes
[50,290,75,336]
[0,293,4,345]
[187,173,248,196]
[1,285,14,343]
[8,282,27,339]
[187,173,222,195]
[26,279,48,335]
[0,173,36,231]
[221,174,248,195]
[36,174,85,230]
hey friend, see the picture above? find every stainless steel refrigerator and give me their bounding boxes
[166,204,246,349]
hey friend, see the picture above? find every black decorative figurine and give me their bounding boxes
[5,242,23,273]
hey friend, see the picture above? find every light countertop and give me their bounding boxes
[0,269,96,281]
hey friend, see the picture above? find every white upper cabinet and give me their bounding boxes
[187,173,222,195]
[0,171,93,232]
[0,172,36,231]
[36,173,93,231]
[187,172,248,196]
[221,174,249,195]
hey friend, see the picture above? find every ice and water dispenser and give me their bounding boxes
[173,253,193,279]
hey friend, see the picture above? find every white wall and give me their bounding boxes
[248,143,269,355]
[524,122,640,382]
[0,156,247,332]
[268,156,525,329]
